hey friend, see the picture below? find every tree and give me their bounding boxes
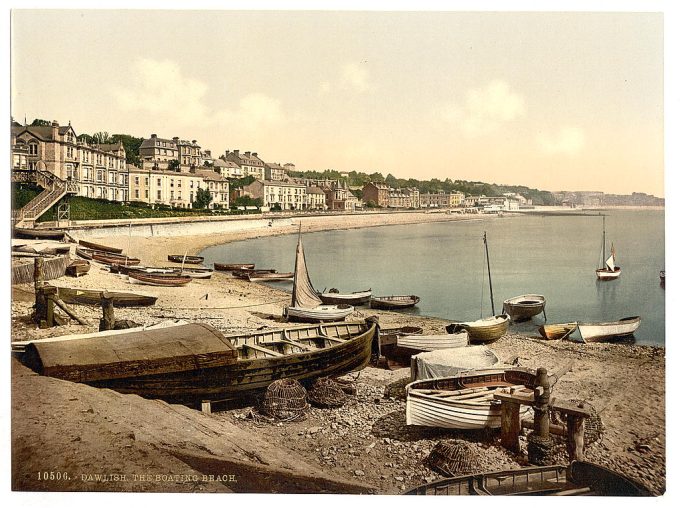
[92,132,113,144]
[30,119,51,126]
[168,159,181,171]
[193,187,212,209]
[111,134,144,166]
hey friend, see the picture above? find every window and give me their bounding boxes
[135,189,140,199]
[135,176,139,185]
[145,190,149,199]
[145,177,149,186]
[157,190,162,200]
[28,143,38,155]
[170,179,174,187]
[170,191,174,200]
[157,178,161,186]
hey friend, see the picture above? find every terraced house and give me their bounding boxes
[11,120,129,202]
[223,149,266,180]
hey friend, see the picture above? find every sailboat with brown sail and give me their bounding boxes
[284,227,354,323]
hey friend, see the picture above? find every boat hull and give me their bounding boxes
[13,227,65,240]
[370,295,420,310]
[403,461,651,496]
[381,332,469,367]
[406,368,536,430]
[319,290,372,305]
[502,294,545,321]
[214,263,255,272]
[447,315,510,343]
[128,272,192,287]
[52,285,158,307]
[25,321,377,404]
[596,267,622,280]
[577,316,641,343]
[285,305,354,323]
[78,239,123,254]
[538,322,577,340]
[168,255,204,264]
[247,272,294,282]
[65,260,91,277]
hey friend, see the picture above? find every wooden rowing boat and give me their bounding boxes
[406,367,537,429]
[502,294,546,322]
[576,316,641,343]
[370,295,420,310]
[446,315,510,344]
[232,268,276,278]
[168,254,204,264]
[65,259,91,277]
[50,284,158,307]
[78,239,123,254]
[318,289,372,305]
[92,252,141,266]
[538,322,578,340]
[21,319,377,404]
[214,262,255,272]
[128,271,192,287]
[247,271,294,282]
[13,227,65,240]
[285,229,355,322]
[411,346,500,381]
[403,461,651,496]
[380,332,469,369]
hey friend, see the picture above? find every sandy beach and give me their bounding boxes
[10,211,665,495]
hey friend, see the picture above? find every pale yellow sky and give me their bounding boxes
[11,10,664,196]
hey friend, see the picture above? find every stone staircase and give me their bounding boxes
[12,169,78,228]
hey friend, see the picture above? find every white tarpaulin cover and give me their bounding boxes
[411,345,500,380]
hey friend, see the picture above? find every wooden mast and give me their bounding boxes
[483,231,496,316]
[601,215,606,270]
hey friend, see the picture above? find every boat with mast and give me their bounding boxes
[284,227,354,323]
[596,215,621,280]
[447,232,510,343]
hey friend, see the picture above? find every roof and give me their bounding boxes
[195,169,228,182]
[307,186,325,195]
[12,124,74,142]
[266,162,286,170]
[139,136,177,149]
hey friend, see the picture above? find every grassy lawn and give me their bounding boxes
[12,184,255,222]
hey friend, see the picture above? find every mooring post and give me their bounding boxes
[33,258,47,327]
[43,285,59,327]
[500,400,522,453]
[99,293,116,331]
[527,367,553,465]
[566,402,587,461]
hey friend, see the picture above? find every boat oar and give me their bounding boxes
[548,361,575,388]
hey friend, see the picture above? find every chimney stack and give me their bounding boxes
[234,150,240,156]
[151,133,157,138]
[253,152,258,157]
[245,151,251,157]
[52,120,59,139]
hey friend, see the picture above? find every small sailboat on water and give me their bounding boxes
[596,215,621,280]
[447,232,510,343]
[284,228,354,323]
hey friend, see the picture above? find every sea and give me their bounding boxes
[200,209,666,347]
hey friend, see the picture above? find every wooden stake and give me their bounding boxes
[53,298,90,326]
[566,414,586,461]
[500,400,521,453]
[99,293,115,331]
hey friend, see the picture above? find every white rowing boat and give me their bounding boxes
[576,316,641,343]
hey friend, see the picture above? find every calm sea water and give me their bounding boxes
[200,210,665,346]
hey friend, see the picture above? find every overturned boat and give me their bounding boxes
[21,319,377,404]
[318,288,372,306]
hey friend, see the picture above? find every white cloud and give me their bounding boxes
[341,62,372,93]
[537,127,585,156]
[441,80,526,137]
[113,58,285,132]
[113,58,209,125]
[319,62,374,95]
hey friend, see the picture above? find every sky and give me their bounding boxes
[10,9,666,196]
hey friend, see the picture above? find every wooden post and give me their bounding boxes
[33,258,47,326]
[201,400,212,414]
[533,367,551,438]
[99,293,115,331]
[566,414,586,461]
[500,401,521,453]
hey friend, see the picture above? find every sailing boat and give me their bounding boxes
[284,227,355,323]
[595,216,621,281]
[446,232,510,343]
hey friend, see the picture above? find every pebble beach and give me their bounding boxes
[10,211,666,495]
